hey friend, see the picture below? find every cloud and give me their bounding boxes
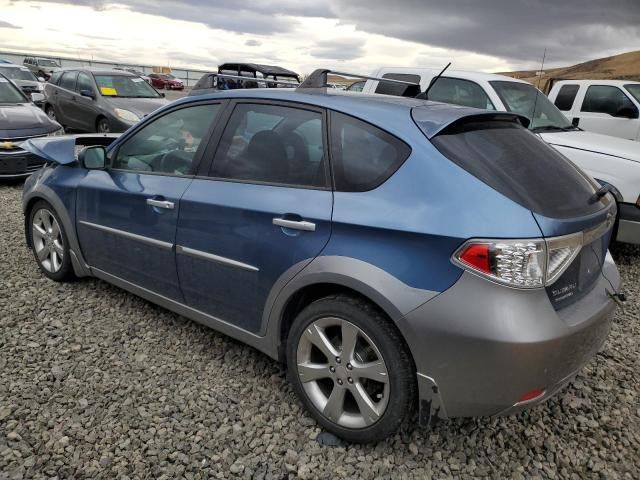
[309,38,366,61]
[0,21,21,29]
[245,39,262,47]
[331,0,640,66]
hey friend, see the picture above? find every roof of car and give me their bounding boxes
[554,79,640,87]
[60,67,136,76]
[370,67,529,85]
[219,63,299,77]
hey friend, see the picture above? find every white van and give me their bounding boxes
[360,68,640,244]
[547,80,640,142]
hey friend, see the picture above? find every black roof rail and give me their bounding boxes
[209,73,300,87]
[298,69,421,96]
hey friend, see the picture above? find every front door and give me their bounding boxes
[76,101,224,300]
[576,85,640,140]
[176,101,333,333]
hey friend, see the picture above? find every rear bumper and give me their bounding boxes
[617,202,640,244]
[401,252,620,419]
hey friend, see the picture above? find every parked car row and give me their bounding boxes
[23,56,61,80]
[189,63,300,96]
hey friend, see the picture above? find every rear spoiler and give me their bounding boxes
[298,69,421,97]
[211,73,300,87]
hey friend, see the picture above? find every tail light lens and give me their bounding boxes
[454,234,583,289]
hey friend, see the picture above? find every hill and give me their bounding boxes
[502,50,640,92]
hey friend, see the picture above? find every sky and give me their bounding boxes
[1,0,640,75]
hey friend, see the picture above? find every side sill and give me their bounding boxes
[90,267,279,360]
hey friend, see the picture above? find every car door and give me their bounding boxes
[175,100,333,333]
[53,71,78,127]
[575,85,640,140]
[69,71,101,132]
[76,101,224,301]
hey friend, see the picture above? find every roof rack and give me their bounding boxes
[210,73,300,87]
[298,69,422,96]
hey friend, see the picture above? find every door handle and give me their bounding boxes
[147,198,174,209]
[273,218,316,232]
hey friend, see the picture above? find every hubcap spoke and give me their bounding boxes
[298,362,331,383]
[303,324,339,359]
[352,360,389,383]
[323,385,346,423]
[340,321,359,361]
[51,220,60,238]
[41,213,52,233]
[352,382,381,426]
[33,222,46,238]
[51,250,60,271]
[36,246,49,261]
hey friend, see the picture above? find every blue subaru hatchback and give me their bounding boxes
[22,86,621,442]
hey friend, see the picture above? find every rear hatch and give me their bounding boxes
[412,107,616,309]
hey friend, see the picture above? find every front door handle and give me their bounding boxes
[147,198,174,209]
[273,217,316,232]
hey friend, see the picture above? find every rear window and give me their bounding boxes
[429,119,601,218]
[553,84,579,111]
[330,112,411,192]
[374,73,421,97]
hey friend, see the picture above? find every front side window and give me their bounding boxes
[426,77,495,110]
[210,103,327,187]
[553,84,579,111]
[112,104,221,176]
[94,75,161,98]
[491,80,573,131]
[58,71,77,91]
[48,71,62,85]
[76,72,94,93]
[581,85,637,115]
[330,112,411,192]
[625,84,640,104]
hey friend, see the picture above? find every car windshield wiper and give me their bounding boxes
[531,125,572,133]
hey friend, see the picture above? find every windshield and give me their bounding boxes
[0,66,37,82]
[38,59,59,67]
[490,81,574,131]
[94,75,161,98]
[0,78,27,103]
[624,84,640,103]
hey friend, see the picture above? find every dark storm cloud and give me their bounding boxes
[0,21,21,29]
[331,0,640,64]
[309,38,366,61]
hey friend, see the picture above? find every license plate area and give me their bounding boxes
[0,156,27,173]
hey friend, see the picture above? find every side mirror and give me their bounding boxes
[38,77,45,82]
[79,146,107,170]
[160,92,166,98]
[31,92,45,103]
[79,89,95,99]
[614,106,639,119]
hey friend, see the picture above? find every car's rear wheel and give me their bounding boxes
[287,295,415,443]
[29,201,75,282]
[45,105,56,121]
[96,118,111,133]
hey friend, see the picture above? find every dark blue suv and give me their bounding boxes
[22,88,620,442]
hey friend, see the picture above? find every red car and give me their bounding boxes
[148,73,184,90]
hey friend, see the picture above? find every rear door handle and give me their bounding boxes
[147,198,174,209]
[273,218,316,232]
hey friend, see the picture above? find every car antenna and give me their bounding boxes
[422,62,452,98]
[530,48,547,127]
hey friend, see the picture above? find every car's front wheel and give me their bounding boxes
[287,295,416,443]
[45,105,56,121]
[28,201,75,282]
[96,118,111,133]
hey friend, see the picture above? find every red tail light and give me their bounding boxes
[458,243,491,273]
[517,387,546,403]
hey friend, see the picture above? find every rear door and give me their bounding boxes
[575,85,640,140]
[76,101,224,300]
[175,100,333,333]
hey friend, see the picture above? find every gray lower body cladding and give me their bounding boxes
[401,253,620,418]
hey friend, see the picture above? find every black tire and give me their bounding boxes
[286,294,416,443]
[28,200,75,282]
[96,117,110,133]
[45,105,57,121]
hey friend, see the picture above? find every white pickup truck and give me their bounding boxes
[547,80,640,142]
[359,68,640,244]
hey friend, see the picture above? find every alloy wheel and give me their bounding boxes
[97,120,110,133]
[296,317,390,429]
[32,208,65,273]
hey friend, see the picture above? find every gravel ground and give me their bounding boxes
[0,182,638,479]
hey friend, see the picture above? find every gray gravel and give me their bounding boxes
[1,182,639,479]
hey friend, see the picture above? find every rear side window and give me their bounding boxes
[581,85,635,115]
[426,77,495,110]
[553,84,579,111]
[430,119,601,218]
[330,112,411,192]
[59,71,77,91]
[375,73,421,97]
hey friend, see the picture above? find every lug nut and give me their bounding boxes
[337,379,343,385]
[346,363,352,370]
[348,377,353,384]
[329,366,335,373]
[335,357,341,364]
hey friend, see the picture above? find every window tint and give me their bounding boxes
[48,71,62,85]
[347,81,365,92]
[330,112,411,192]
[59,71,77,91]
[375,73,421,97]
[112,104,221,176]
[553,84,579,111]
[76,72,94,93]
[625,84,640,103]
[210,103,327,187]
[426,77,495,110]
[581,85,636,115]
